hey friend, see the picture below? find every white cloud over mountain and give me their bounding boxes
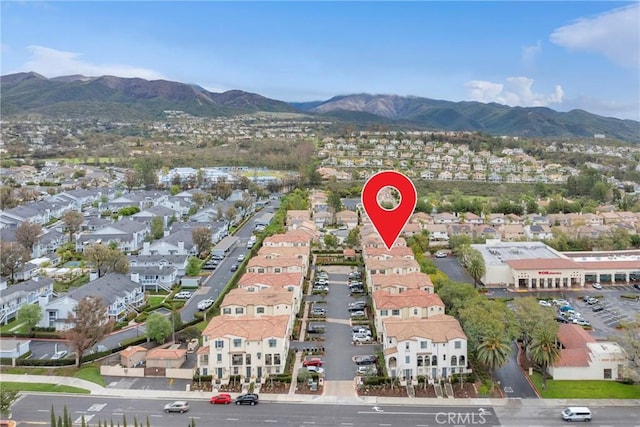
[21,46,166,80]
[465,77,564,107]
[550,4,639,68]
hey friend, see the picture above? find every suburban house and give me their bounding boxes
[286,210,311,225]
[263,230,312,248]
[237,273,304,299]
[335,210,359,228]
[0,277,54,325]
[199,315,290,380]
[312,211,333,228]
[502,224,526,241]
[422,224,449,241]
[548,324,628,381]
[364,258,421,283]
[363,246,415,260]
[76,218,149,253]
[38,273,144,330]
[372,289,445,337]
[246,257,305,274]
[130,266,178,292]
[220,289,296,331]
[381,315,470,382]
[128,254,190,277]
[256,246,310,271]
[370,272,435,294]
[525,224,554,240]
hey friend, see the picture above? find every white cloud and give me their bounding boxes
[550,4,639,68]
[465,77,564,107]
[20,45,166,79]
[522,40,542,64]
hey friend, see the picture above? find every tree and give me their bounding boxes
[84,243,129,277]
[458,297,517,353]
[150,217,164,240]
[512,297,558,352]
[146,312,172,343]
[324,233,338,248]
[191,227,212,258]
[616,313,640,370]
[224,207,237,229]
[134,156,161,189]
[528,327,561,390]
[476,335,512,380]
[0,241,30,283]
[0,186,18,210]
[0,389,18,418]
[123,170,138,191]
[345,227,360,247]
[17,303,43,334]
[62,211,84,241]
[65,297,114,367]
[436,281,479,317]
[15,220,43,254]
[327,191,342,213]
[466,252,486,288]
[185,257,201,276]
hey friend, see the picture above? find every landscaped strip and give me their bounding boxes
[1,382,90,394]
[530,372,640,399]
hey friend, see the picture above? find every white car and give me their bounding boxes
[197,298,215,311]
[434,251,447,258]
[352,333,372,343]
[538,300,552,307]
[573,319,591,326]
[306,366,325,374]
[174,291,192,299]
[237,254,245,262]
[350,310,366,318]
[592,282,602,290]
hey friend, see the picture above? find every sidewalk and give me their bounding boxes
[3,374,639,408]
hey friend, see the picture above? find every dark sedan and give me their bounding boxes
[235,393,259,405]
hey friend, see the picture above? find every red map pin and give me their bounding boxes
[361,170,417,250]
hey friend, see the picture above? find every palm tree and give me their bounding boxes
[529,327,561,390]
[467,253,486,288]
[476,336,511,384]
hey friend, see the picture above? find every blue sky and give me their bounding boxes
[1,1,639,120]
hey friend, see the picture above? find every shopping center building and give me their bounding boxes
[472,240,640,290]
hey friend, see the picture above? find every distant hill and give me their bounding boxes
[293,93,640,143]
[0,72,298,120]
[2,72,638,142]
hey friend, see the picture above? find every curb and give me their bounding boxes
[516,343,542,398]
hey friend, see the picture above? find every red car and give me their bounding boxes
[302,358,323,367]
[210,393,232,405]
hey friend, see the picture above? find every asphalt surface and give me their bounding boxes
[11,394,640,427]
[493,341,538,399]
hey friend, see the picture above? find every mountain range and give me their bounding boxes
[2,72,639,142]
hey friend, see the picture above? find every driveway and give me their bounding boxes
[433,256,474,283]
[494,341,539,399]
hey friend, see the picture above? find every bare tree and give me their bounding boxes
[224,207,237,230]
[0,242,30,283]
[61,210,84,241]
[192,227,212,258]
[15,221,43,254]
[84,243,129,277]
[65,297,114,367]
[124,170,138,191]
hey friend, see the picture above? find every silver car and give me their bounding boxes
[164,401,189,413]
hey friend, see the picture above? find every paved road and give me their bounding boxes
[10,394,640,427]
[493,341,538,399]
[433,256,474,284]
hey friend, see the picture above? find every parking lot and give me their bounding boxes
[297,266,381,381]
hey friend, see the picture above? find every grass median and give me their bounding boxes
[1,382,90,394]
[531,372,640,398]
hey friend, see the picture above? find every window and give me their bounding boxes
[232,354,243,366]
[417,356,424,367]
[380,309,388,316]
[425,356,431,366]
[451,356,457,366]
[604,368,612,379]
[245,354,251,365]
[215,340,224,349]
[431,355,438,366]
[413,308,418,315]
[257,307,265,314]
[235,307,244,314]
[459,356,466,366]
[392,309,400,316]
[265,354,272,365]
[274,268,281,273]
[216,354,222,363]
[233,339,242,348]
[274,354,281,365]
[405,355,410,364]
[222,308,231,315]
[287,286,294,292]
[248,287,255,292]
[257,352,261,360]
[420,341,428,349]
[443,354,446,361]
[454,341,461,349]
[268,339,277,348]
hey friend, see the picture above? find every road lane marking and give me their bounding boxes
[264,420,278,423]
[226,418,239,421]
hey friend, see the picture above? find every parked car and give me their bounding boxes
[348,272,361,280]
[559,305,574,312]
[306,366,325,374]
[210,254,224,261]
[164,401,189,413]
[434,251,447,258]
[349,301,367,309]
[312,308,327,316]
[592,282,602,290]
[51,350,68,360]
[235,393,259,405]
[538,300,552,307]
[302,358,323,367]
[307,324,325,334]
[174,291,192,300]
[586,297,599,305]
[555,316,570,324]
[198,298,215,311]
[573,319,591,327]
[592,305,605,312]
[352,333,372,343]
[313,285,329,292]
[350,310,366,318]
[354,355,377,365]
[357,365,378,376]
[352,327,372,336]
[210,393,232,405]
[553,299,569,307]
[633,284,640,291]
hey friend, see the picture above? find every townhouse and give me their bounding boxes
[372,289,445,338]
[0,277,54,325]
[369,272,435,294]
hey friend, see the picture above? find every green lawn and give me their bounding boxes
[531,372,640,398]
[0,320,23,333]
[74,365,105,387]
[147,295,166,306]
[1,382,90,394]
